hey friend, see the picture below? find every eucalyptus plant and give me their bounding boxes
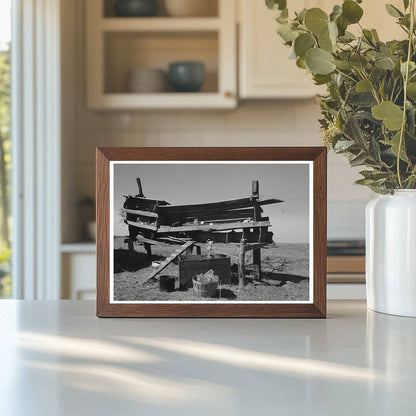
[266,0,416,193]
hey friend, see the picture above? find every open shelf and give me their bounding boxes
[104,31,219,94]
[86,0,237,109]
[103,0,219,18]
[101,17,221,32]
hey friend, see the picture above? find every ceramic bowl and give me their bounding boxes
[127,68,167,93]
[168,62,205,93]
[114,0,158,17]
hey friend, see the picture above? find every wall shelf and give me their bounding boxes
[101,17,221,32]
[86,0,236,110]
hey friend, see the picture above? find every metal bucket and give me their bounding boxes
[159,275,176,293]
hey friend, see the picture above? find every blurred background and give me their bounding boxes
[1,0,404,300]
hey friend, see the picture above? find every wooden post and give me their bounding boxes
[136,178,144,197]
[239,238,247,289]
[144,243,152,259]
[252,180,262,280]
[128,238,135,264]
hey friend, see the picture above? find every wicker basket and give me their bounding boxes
[192,274,218,298]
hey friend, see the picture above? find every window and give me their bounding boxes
[0,0,11,298]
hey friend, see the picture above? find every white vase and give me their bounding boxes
[366,190,416,317]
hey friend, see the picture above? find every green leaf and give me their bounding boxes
[266,0,287,11]
[296,57,307,69]
[362,29,375,44]
[407,82,416,99]
[334,139,355,152]
[313,74,332,85]
[306,48,335,75]
[401,61,416,76]
[340,31,356,42]
[350,53,368,69]
[277,23,299,42]
[382,132,409,162]
[403,0,410,9]
[336,15,348,36]
[356,178,376,185]
[304,8,329,35]
[369,136,381,162]
[371,29,380,42]
[342,0,363,24]
[294,33,315,57]
[318,31,333,52]
[295,8,307,22]
[375,56,395,70]
[385,4,403,18]
[333,59,353,70]
[350,152,368,167]
[356,79,372,93]
[372,101,404,130]
[330,5,343,22]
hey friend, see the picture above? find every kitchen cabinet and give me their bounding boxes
[239,0,324,99]
[238,0,404,99]
[86,0,237,109]
[61,244,96,300]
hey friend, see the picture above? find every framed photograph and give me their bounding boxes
[96,147,327,318]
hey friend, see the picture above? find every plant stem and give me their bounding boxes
[334,68,357,83]
[397,0,415,188]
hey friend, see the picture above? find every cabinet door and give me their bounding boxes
[238,0,403,99]
[239,0,321,99]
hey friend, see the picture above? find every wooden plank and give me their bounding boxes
[156,220,271,234]
[122,208,158,218]
[146,241,194,281]
[158,197,282,215]
[252,180,262,280]
[134,235,159,245]
[183,208,255,222]
[126,196,170,206]
[126,220,158,232]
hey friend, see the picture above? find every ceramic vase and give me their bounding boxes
[366,190,416,317]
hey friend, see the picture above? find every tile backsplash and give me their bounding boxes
[69,100,373,242]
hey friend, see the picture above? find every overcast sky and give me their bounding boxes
[113,162,311,243]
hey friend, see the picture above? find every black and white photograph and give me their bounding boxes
[110,161,313,303]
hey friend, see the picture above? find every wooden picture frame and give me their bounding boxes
[97,147,327,318]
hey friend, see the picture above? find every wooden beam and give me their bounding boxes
[183,207,255,222]
[156,220,271,234]
[134,235,159,245]
[158,197,282,216]
[126,221,158,232]
[145,241,194,281]
[122,208,159,218]
[127,196,170,206]
[252,181,262,280]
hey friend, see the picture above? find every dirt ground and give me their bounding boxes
[113,237,310,302]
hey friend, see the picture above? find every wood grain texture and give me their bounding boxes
[96,147,327,318]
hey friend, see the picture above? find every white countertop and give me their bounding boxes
[0,300,415,415]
